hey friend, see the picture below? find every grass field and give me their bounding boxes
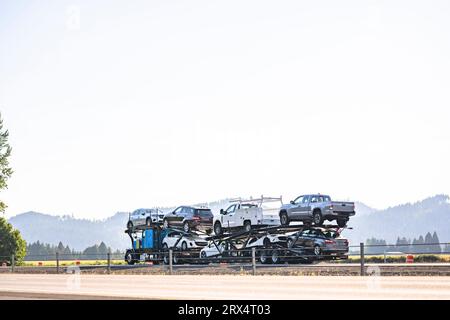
[344,254,450,263]
[21,260,127,267]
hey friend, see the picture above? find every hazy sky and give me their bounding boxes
[1,0,450,219]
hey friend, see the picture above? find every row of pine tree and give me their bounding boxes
[25,241,123,260]
[365,231,450,254]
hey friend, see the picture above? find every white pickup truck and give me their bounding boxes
[213,196,282,235]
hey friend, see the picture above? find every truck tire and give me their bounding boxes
[259,250,269,264]
[337,219,347,228]
[125,251,135,265]
[280,212,289,226]
[243,221,252,232]
[214,222,223,236]
[312,210,323,226]
[271,250,280,264]
[163,244,169,265]
[313,244,321,256]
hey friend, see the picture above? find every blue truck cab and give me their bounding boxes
[132,227,169,250]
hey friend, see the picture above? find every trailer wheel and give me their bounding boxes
[214,222,223,236]
[259,250,269,264]
[271,250,280,264]
[173,253,180,265]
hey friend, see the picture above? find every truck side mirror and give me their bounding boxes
[290,200,295,204]
[220,209,224,215]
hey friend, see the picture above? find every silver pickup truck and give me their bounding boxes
[279,194,355,227]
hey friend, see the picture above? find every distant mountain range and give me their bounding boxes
[7,195,450,250]
[347,194,450,245]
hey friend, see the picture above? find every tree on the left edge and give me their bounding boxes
[0,112,26,265]
[0,112,13,213]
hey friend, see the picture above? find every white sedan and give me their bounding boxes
[199,241,227,258]
[244,233,289,249]
[162,230,208,251]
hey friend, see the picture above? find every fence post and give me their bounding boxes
[107,252,111,274]
[360,242,365,276]
[11,254,15,273]
[56,252,60,274]
[252,247,256,276]
[169,249,173,275]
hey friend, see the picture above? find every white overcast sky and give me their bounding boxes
[1,0,450,219]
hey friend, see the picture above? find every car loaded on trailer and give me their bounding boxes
[163,205,213,234]
[279,194,355,227]
[162,229,208,251]
[127,208,165,230]
[286,227,349,261]
[213,196,282,235]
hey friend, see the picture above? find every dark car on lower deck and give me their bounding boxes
[286,228,349,260]
[163,206,213,234]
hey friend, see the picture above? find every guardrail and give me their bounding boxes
[1,242,449,276]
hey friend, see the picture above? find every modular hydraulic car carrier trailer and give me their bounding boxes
[124,223,350,265]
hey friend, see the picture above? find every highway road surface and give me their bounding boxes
[0,274,449,299]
